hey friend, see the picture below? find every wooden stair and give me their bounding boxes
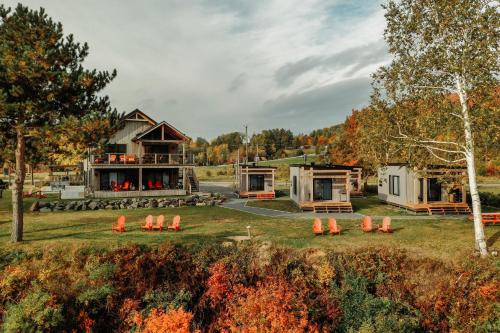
[240,191,275,199]
[300,201,353,213]
[427,203,471,215]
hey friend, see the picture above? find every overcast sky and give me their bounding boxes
[5,0,390,139]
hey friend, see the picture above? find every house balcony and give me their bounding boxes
[90,153,194,168]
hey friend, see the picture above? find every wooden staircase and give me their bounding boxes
[300,201,353,213]
[407,202,471,215]
[186,169,199,192]
[426,203,471,215]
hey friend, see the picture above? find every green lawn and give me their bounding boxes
[351,196,412,216]
[246,199,301,212]
[1,191,499,262]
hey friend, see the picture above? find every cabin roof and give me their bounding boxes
[239,164,277,170]
[124,109,157,125]
[133,121,190,142]
[290,163,361,171]
[384,163,466,170]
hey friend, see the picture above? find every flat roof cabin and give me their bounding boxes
[83,109,199,198]
[289,164,356,213]
[237,164,276,199]
[377,164,471,214]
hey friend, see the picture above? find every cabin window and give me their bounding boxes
[389,175,400,196]
[313,179,332,201]
[292,176,297,195]
[105,144,127,154]
[249,175,265,191]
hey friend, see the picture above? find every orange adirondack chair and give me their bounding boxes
[141,215,154,231]
[122,181,130,191]
[378,216,393,233]
[361,216,374,232]
[167,215,181,231]
[109,154,117,163]
[328,218,341,235]
[153,215,165,231]
[313,218,324,236]
[112,215,126,233]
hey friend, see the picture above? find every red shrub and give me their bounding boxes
[137,307,195,333]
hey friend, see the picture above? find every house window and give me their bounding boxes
[249,175,265,191]
[389,175,400,196]
[292,176,297,195]
[105,144,127,154]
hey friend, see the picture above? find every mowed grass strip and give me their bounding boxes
[0,191,498,262]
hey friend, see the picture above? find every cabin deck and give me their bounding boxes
[406,202,471,215]
[300,201,353,213]
[239,191,275,200]
[350,190,363,198]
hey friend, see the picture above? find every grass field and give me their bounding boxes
[1,191,499,262]
[246,199,302,212]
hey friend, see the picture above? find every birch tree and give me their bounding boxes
[372,0,499,256]
[0,4,120,242]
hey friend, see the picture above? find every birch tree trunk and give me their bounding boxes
[11,127,26,243]
[456,76,488,256]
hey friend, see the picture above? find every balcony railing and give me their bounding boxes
[91,153,194,165]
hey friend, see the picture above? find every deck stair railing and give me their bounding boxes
[91,153,194,165]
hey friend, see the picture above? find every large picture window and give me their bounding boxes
[249,175,265,191]
[389,175,400,196]
[313,179,332,201]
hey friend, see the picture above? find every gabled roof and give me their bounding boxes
[133,121,190,142]
[124,109,157,125]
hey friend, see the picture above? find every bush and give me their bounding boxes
[2,289,63,333]
[0,244,497,332]
[467,191,500,208]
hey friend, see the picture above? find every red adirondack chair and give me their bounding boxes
[147,180,154,190]
[361,216,374,232]
[122,181,130,191]
[152,215,165,231]
[328,218,341,235]
[141,215,154,231]
[154,180,162,190]
[313,218,324,236]
[167,215,181,231]
[378,216,393,233]
[112,215,126,233]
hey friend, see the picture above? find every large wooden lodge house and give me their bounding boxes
[378,164,471,214]
[83,109,198,198]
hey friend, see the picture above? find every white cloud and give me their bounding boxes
[3,0,388,138]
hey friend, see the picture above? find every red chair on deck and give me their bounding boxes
[147,180,154,190]
[122,181,130,191]
[154,180,162,190]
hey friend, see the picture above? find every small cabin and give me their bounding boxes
[289,164,355,213]
[237,164,276,199]
[377,164,471,214]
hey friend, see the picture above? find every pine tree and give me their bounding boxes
[0,4,121,242]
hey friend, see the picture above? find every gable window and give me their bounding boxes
[389,175,400,196]
[292,176,297,195]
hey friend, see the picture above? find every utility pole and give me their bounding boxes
[244,125,248,164]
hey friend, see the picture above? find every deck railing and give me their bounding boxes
[91,153,194,165]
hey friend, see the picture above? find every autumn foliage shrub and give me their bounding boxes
[0,243,497,332]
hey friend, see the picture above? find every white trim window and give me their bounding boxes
[389,175,400,196]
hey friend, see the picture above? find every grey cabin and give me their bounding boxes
[377,164,470,214]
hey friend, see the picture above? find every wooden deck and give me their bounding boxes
[350,190,363,198]
[93,189,187,198]
[406,202,471,215]
[239,191,275,200]
[300,201,353,213]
